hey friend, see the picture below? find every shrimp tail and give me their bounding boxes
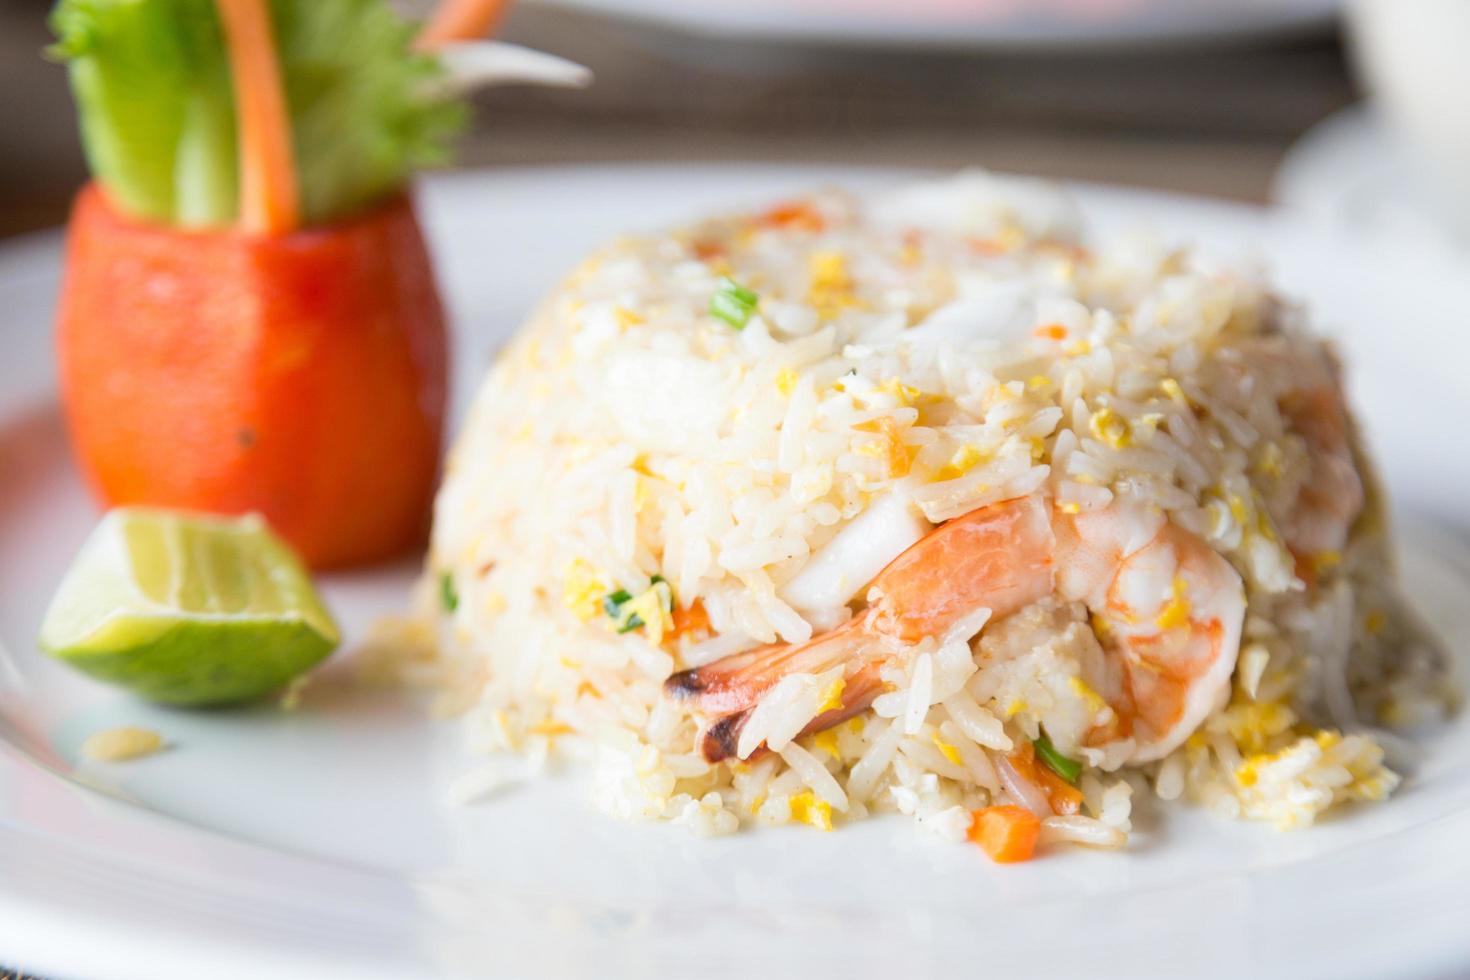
[695,711,748,763]
[663,612,874,716]
[663,646,779,714]
[695,660,887,763]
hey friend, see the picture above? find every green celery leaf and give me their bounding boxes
[50,0,464,228]
[269,0,464,225]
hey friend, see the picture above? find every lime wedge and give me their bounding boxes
[39,509,340,706]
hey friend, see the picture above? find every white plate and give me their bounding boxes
[2,165,1468,980]
[524,0,1340,50]
[1274,105,1470,253]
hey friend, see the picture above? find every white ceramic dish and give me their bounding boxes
[1274,106,1470,253]
[1345,0,1470,232]
[2,164,1468,980]
[523,0,1340,50]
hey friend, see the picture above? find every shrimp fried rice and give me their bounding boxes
[418,172,1452,851]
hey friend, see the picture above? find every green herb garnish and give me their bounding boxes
[709,277,759,329]
[602,587,643,632]
[602,576,673,634]
[602,589,632,618]
[439,571,459,613]
[1034,731,1081,784]
[49,0,464,228]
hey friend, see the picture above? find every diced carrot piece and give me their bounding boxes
[692,240,726,262]
[759,201,825,232]
[669,600,711,643]
[968,805,1041,863]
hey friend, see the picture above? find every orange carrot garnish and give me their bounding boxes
[968,805,1041,863]
[415,0,513,50]
[215,0,299,234]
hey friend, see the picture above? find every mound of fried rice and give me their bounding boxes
[406,171,1452,848]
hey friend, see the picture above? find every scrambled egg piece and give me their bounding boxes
[812,730,841,760]
[563,559,611,621]
[775,367,799,396]
[931,732,963,766]
[933,444,988,482]
[1088,406,1131,450]
[789,790,834,831]
[818,678,846,713]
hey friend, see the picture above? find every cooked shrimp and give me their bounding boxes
[1279,377,1364,571]
[665,496,1054,760]
[699,660,887,763]
[666,495,1245,766]
[1239,340,1364,576]
[1054,504,1245,762]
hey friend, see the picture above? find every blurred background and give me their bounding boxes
[3,0,1464,247]
[0,0,1362,238]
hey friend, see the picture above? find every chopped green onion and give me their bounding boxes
[439,572,459,613]
[710,277,759,329]
[1034,732,1081,784]
[603,587,643,632]
[602,589,632,618]
[604,576,671,634]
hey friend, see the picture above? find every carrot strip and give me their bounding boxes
[215,0,299,234]
[1037,766,1085,816]
[968,805,1040,864]
[1008,741,1084,816]
[415,0,513,50]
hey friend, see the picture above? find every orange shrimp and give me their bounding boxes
[666,495,1245,765]
[666,496,1054,760]
[1054,504,1244,762]
[1279,377,1364,578]
[1228,339,1365,581]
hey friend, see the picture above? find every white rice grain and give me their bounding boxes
[779,741,850,812]
[1040,815,1127,849]
[848,718,905,802]
[904,653,935,734]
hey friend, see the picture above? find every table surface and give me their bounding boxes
[0,4,1359,240]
